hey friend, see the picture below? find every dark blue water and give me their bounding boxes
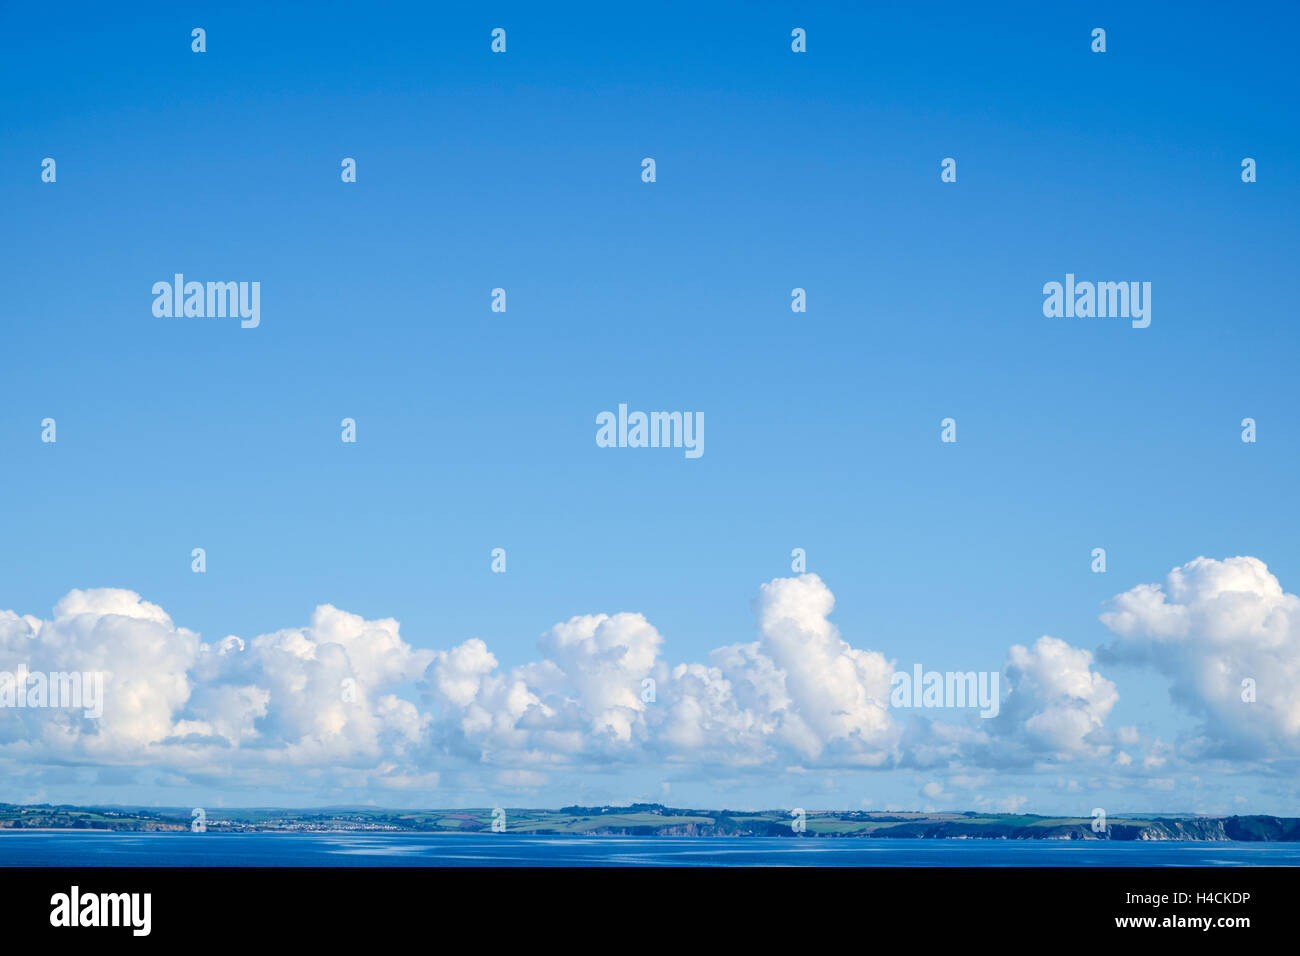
[2,832,1297,866]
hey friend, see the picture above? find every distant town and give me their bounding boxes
[2,803,1299,841]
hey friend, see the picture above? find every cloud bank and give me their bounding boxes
[2,556,1296,800]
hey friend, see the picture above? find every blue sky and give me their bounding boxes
[1,2,1298,815]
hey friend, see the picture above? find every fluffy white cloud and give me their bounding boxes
[1098,555,1300,757]
[419,575,901,771]
[0,589,198,755]
[0,592,432,785]
[992,636,1118,760]
[655,574,899,766]
[537,612,661,744]
[186,604,433,766]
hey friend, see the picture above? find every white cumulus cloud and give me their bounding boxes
[1098,555,1300,758]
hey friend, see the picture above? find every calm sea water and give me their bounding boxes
[1,832,1298,866]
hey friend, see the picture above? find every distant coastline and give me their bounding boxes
[3,803,1299,841]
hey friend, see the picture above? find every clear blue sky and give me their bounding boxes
[1,1,1297,814]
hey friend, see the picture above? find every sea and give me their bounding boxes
[1,832,1298,866]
